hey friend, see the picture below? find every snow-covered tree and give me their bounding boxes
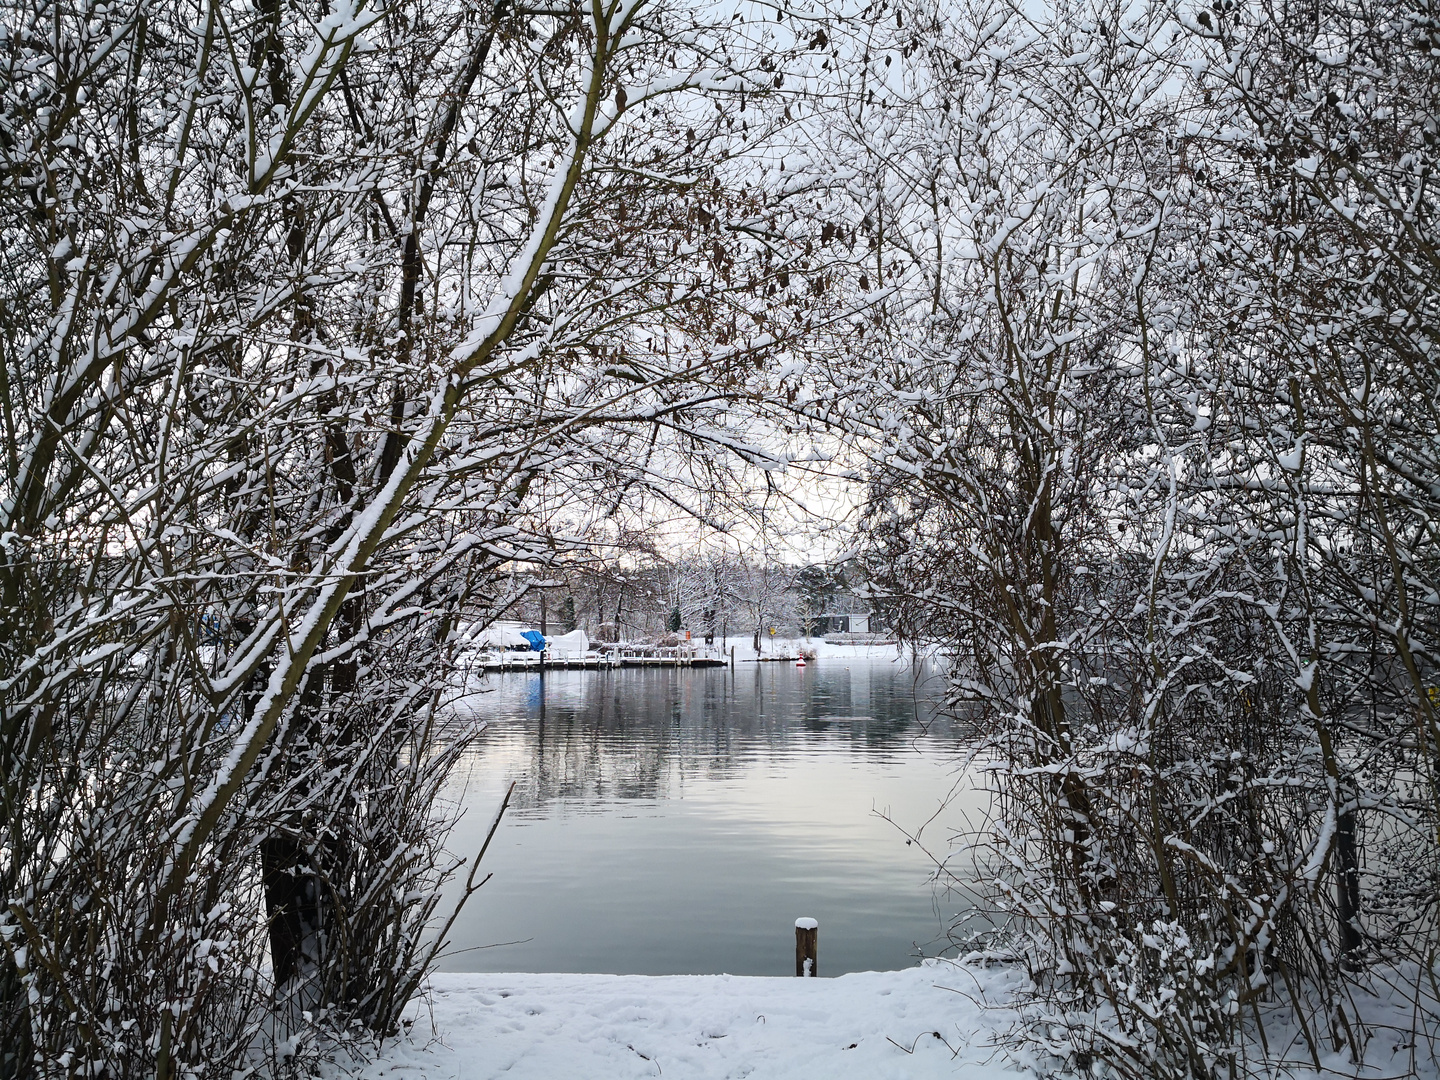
[672,550,799,647]
[0,0,834,1073]
[811,1,1439,1077]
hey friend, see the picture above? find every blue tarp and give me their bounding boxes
[520,630,547,652]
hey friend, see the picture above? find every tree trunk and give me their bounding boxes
[0,952,33,1080]
[1335,804,1362,964]
[262,834,324,987]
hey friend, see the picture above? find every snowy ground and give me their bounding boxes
[365,962,1025,1080]
[720,635,935,663]
[356,960,1439,1080]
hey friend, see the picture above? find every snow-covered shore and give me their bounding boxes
[370,962,1023,1080]
[359,960,1439,1080]
[731,635,929,662]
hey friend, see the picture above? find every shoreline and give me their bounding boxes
[368,961,1022,1080]
[364,960,1437,1080]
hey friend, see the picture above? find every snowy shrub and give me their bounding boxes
[808,1,1440,1076]
[0,0,826,1075]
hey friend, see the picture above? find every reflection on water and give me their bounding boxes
[438,658,983,976]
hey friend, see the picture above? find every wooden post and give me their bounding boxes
[729,645,735,668]
[795,918,818,977]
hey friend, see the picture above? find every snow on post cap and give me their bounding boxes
[795,917,818,930]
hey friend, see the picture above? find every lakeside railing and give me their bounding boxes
[467,642,729,670]
[596,643,726,665]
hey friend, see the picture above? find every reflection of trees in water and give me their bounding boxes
[485,664,952,808]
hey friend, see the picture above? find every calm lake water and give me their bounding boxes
[437,656,985,976]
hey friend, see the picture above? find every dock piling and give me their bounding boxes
[795,918,818,977]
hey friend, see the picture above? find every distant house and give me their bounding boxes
[815,612,870,635]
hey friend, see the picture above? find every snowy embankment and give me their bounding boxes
[359,961,1438,1080]
[366,962,1024,1080]
[722,635,937,663]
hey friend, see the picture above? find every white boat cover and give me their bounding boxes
[467,622,536,649]
[547,629,590,657]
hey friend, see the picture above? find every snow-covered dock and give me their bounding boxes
[471,651,729,671]
[464,633,927,673]
[464,625,734,671]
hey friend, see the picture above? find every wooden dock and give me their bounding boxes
[475,656,617,672]
[472,648,728,672]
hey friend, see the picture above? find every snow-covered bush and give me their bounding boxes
[0,0,827,1075]
[808,1,1440,1076]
